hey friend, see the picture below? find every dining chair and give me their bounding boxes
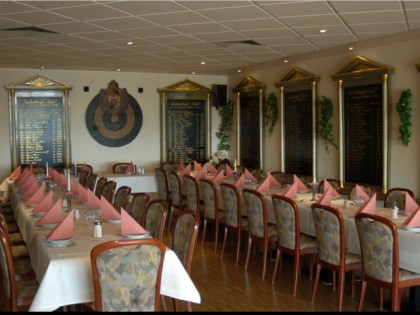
[154,168,170,206]
[318,179,340,194]
[348,183,375,201]
[90,238,166,311]
[219,182,249,265]
[171,209,200,312]
[0,213,29,261]
[112,185,131,213]
[383,187,415,209]
[242,188,277,279]
[199,178,225,252]
[0,227,39,312]
[78,169,90,188]
[167,170,186,229]
[355,212,420,312]
[250,168,264,182]
[86,173,98,192]
[270,171,285,186]
[94,176,107,198]
[112,162,131,174]
[128,193,150,227]
[161,161,180,173]
[271,195,318,296]
[101,180,116,204]
[310,203,362,312]
[144,199,168,240]
[183,174,201,218]
[71,163,93,176]
[31,164,46,175]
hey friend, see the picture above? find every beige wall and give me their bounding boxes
[1,36,420,196]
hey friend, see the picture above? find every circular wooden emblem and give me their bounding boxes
[85,93,142,147]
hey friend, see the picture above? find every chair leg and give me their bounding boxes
[337,271,345,312]
[293,254,300,296]
[309,254,315,280]
[332,271,336,291]
[358,280,367,311]
[351,270,356,297]
[311,264,321,303]
[186,301,192,312]
[201,219,208,247]
[161,295,167,311]
[214,222,219,253]
[245,238,252,271]
[379,287,384,310]
[262,240,268,279]
[172,298,180,312]
[271,249,281,285]
[235,230,242,266]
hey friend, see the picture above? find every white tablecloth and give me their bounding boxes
[9,181,200,312]
[98,172,158,193]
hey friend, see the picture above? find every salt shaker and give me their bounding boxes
[94,220,102,238]
[392,202,399,219]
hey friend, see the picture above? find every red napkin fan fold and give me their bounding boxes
[47,210,74,240]
[355,193,377,215]
[283,182,298,199]
[121,209,148,235]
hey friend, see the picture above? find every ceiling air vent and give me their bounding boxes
[0,26,58,34]
[214,40,260,48]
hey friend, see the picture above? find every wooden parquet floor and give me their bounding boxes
[160,224,401,312]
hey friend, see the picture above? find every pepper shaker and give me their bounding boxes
[94,220,102,238]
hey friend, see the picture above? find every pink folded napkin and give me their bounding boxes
[87,189,101,209]
[323,180,339,197]
[256,176,270,193]
[266,172,281,187]
[355,184,369,200]
[101,196,121,220]
[283,182,298,199]
[25,186,45,206]
[208,164,218,174]
[9,165,22,180]
[195,167,207,179]
[78,183,88,202]
[125,163,134,173]
[23,181,39,198]
[70,180,79,195]
[225,165,234,178]
[294,175,309,191]
[194,161,202,171]
[38,198,63,224]
[244,169,257,182]
[212,171,224,184]
[405,193,418,213]
[403,207,420,227]
[181,164,191,175]
[21,176,36,191]
[52,169,61,181]
[33,191,53,213]
[234,174,245,188]
[317,187,332,206]
[355,193,376,215]
[47,210,74,240]
[178,162,185,171]
[16,168,30,184]
[121,208,148,235]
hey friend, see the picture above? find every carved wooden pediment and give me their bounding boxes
[157,78,211,93]
[5,73,72,90]
[275,67,319,88]
[331,56,393,81]
[232,75,265,94]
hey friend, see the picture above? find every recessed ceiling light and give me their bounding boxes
[284,60,288,63]
[192,71,196,75]
[127,41,133,45]
[237,69,241,73]
[117,68,121,72]
[200,61,205,65]
[41,66,45,69]
[319,29,327,33]
[348,46,354,51]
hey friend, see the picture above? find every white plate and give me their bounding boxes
[31,212,45,218]
[400,226,420,233]
[25,204,37,208]
[104,219,121,224]
[37,222,58,228]
[331,195,342,200]
[120,233,150,239]
[44,238,75,247]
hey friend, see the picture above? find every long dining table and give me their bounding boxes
[8,178,200,312]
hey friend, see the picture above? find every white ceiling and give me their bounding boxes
[1,0,420,75]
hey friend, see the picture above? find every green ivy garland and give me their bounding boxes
[396,89,412,146]
[216,99,234,151]
[318,96,337,153]
[264,92,279,137]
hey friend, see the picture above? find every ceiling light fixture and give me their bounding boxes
[117,68,121,72]
[200,61,205,65]
[192,71,196,75]
[348,47,354,51]
[127,41,133,45]
[284,60,288,63]
[41,66,45,69]
[319,29,327,33]
[237,69,241,73]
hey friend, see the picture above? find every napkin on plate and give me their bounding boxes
[294,175,309,191]
[234,174,245,188]
[405,193,418,213]
[402,207,420,227]
[22,181,39,198]
[125,163,134,173]
[78,183,88,202]
[9,165,21,180]
[317,187,332,206]
[38,198,63,224]
[25,186,45,206]
[266,172,281,187]
[194,161,202,171]
[212,170,224,184]
[181,164,191,175]
[256,176,270,193]
[195,167,207,179]
[21,176,36,191]
[46,209,74,240]
[208,164,218,174]
[121,208,148,235]
[355,193,376,215]
[16,168,30,185]
[33,191,53,214]
[323,179,339,197]
[283,182,298,199]
[355,184,369,200]
[87,189,101,209]
[225,165,234,178]
[101,196,121,220]
[244,169,257,182]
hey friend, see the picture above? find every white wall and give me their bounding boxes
[228,38,420,197]
[0,69,226,179]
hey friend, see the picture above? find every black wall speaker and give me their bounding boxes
[212,84,227,109]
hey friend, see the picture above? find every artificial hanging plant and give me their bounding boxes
[264,92,279,137]
[318,96,337,153]
[216,98,234,151]
[395,89,412,146]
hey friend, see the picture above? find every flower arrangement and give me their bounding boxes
[264,92,279,137]
[216,99,234,151]
[396,89,412,146]
[318,96,337,153]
